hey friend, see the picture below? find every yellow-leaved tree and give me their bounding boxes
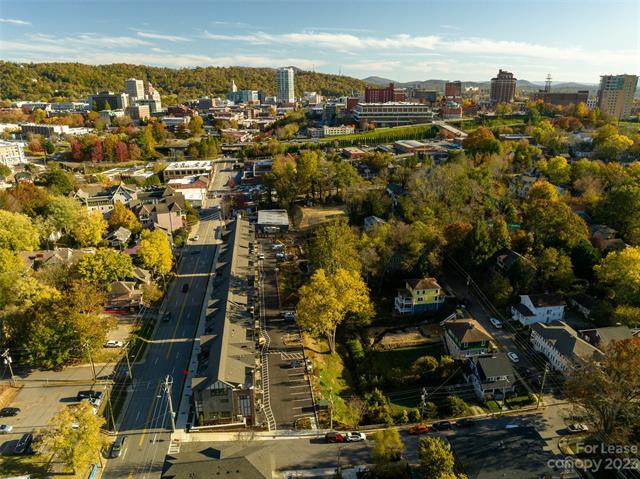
[138,229,173,276]
[296,268,372,353]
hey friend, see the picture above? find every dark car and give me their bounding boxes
[111,435,126,458]
[456,419,475,428]
[0,407,20,417]
[432,421,452,431]
[13,433,33,455]
[163,311,172,322]
[181,283,189,293]
[325,432,346,443]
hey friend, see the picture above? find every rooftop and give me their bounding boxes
[445,318,493,344]
[257,209,290,227]
[407,277,441,291]
[532,321,604,364]
[164,160,213,171]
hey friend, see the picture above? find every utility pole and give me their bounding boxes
[123,343,133,380]
[1,350,15,387]
[420,387,428,418]
[536,364,549,409]
[84,341,96,381]
[329,387,334,430]
[164,375,176,431]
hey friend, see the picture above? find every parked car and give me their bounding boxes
[104,340,124,348]
[0,424,13,434]
[111,435,126,458]
[285,360,304,369]
[432,421,452,431]
[345,432,366,442]
[181,283,189,293]
[324,432,346,443]
[258,253,265,260]
[567,423,589,434]
[408,423,430,435]
[283,311,296,320]
[191,235,200,241]
[163,311,172,322]
[489,317,503,328]
[507,352,520,363]
[13,433,33,455]
[0,407,20,417]
[77,390,102,401]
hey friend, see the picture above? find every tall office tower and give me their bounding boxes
[597,74,638,119]
[145,82,161,101]
[276,67,295,103]
[490,69,517,104]
[124,78,144,100]
[445,81,462,98]
[231,79,238,93]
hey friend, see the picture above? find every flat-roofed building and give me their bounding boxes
[0,140,25,166]
[257,209,289,235]
[163,160,214,180]
[20,123,70,138]
[353,102,434,127]
[597,74,638,119]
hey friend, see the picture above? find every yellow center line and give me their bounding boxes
[165,218,216,359]
[138,381,162,446]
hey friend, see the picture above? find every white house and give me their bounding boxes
[511,293,565,326]
[530,321,603,375]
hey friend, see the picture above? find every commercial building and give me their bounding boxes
[307,125,355,138]
[124,78,144,100]
[411,89,437,104]
[0,140,25,166]
[256,209,289,235]
[20,123,69,138]
[128,104,150,121]
[146,82,161,101]
[136,98,162,114]
[532,90,589,107]
[597,74,638,119]
[227,90,259,104]
[167,175,209,208]
[490,69,517,104]
[276,67,295,103]
[394,277,445,314]
[353,102,434,127]
[88,91,129,111]
[445,81,462,99]
[364,83,406,103]
[163,160,214,180]
[192,217,256,426]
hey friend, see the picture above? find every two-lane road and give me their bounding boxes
[102,211,221,479]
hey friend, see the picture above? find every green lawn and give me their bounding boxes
[370,344,444,375]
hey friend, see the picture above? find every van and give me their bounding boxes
[14,433,33,455]
[111,435,126,458]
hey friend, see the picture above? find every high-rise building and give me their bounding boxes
[490,69,517,104]
[124,78,144,100]
[276,67,295,103]
[88,91,129,111]
[597,74,638,119]
[365,83,407,103]
[445,81,462,99]
[145,82,161,101]
[231,79,238,93]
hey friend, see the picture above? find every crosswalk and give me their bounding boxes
[268,349,304,360]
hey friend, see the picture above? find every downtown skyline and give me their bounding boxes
[1,0,639,83]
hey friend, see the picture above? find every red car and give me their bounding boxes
[408,423,430,435]
[325,432,346,443]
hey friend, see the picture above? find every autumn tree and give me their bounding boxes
[543,155,571,184]
[296,268,372,352]
[138,229,173,276]
[75,248,134,289]
[372,428,405,464]
[108,201,141,233]
[72,210,107,247]
[41,401,105,473]
[595,246,640,305]
[462,127,502,158]
[535,247,575,293]
[418,436,458,479]
[44,196,83,235]
[565,338,640,443]
[309,218,361,274]
[188,115,204,136]
[0,210,40,250]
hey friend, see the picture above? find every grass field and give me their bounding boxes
[0,454,51,478]
[369,344,444,375]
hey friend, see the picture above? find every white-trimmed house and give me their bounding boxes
[443,318,493,359]
[530,321,603,375]
[464,354,517,400]
[511,293,565,326]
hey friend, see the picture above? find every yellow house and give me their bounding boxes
[395,277,446,314]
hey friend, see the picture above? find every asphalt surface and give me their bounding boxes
[258,239,316,430]
[103,160,238,479]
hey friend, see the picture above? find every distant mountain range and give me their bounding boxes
[362,76,601,94]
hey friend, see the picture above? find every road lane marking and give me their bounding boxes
[166,219,215,359]
[135,410,141,422]
[154,357,158,365]
[138,382,162,446]
[175,352,180,359]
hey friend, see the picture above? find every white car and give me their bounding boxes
[191,235,200,241]
[258,253,265,260]
[0,424,13,434]
[489,317,502,329]
[567,423,589,433]
[345,432,366,442]
[104,340,124,348]
[507,352,520,363]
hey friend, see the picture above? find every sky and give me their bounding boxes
[1,0,639,83]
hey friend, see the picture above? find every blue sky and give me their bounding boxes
[1,0,639,83]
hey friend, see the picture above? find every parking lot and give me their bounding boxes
[258,238,316,430]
